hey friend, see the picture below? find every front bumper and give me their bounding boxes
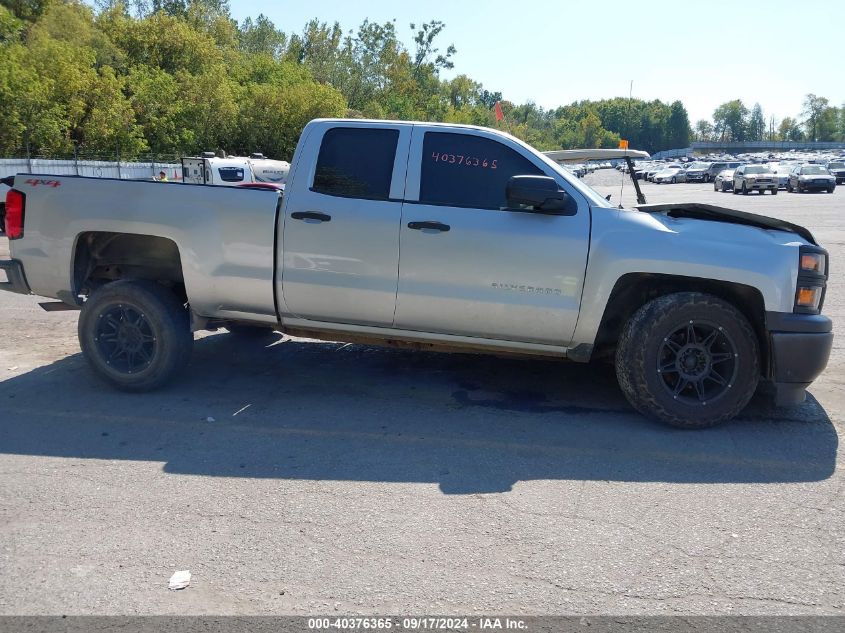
[766,312,833,405]
[798,180,835,190]
[744,179,777,191]
[0,259,31,295]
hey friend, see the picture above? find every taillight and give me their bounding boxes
[4,189,24,240]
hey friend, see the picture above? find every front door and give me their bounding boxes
[394,128,591,345]
[280,123,411,326]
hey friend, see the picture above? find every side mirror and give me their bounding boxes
[506,175,574,215]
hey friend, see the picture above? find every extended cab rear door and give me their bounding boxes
[280,122,412,326]
[394,126,591,346]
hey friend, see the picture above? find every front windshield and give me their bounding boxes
[828,162,845,169]
[745,166,772,175]
[689,162,709,169]
[802,165,829,175]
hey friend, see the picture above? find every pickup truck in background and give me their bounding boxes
[0,119,833,429]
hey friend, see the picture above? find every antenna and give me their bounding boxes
[619,80,633,206]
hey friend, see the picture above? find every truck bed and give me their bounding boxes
[8,175,281,322]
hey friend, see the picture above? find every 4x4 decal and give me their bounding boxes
[24,178,61,188]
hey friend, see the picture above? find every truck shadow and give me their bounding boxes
[0,331,837,494]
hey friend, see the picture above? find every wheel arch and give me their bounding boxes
[591,273,767,370]
[71,231,187,305]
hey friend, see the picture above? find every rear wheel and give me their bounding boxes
[78,280,193,391]
[615,292,759,429]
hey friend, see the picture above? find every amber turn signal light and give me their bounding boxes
[796,286,822,310]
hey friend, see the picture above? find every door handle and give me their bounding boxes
[291,211,331,222]
[408,221,450,232]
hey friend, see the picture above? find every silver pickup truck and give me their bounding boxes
[0,119,833,428]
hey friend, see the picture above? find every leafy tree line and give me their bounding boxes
[1,0,693,160]
[694,95,845,144]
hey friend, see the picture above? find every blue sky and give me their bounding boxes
[228,0,845,125]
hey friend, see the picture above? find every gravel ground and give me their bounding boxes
[0,174,842,615]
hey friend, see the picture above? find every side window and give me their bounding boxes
[313,127,399,200]
[420,132,543,210]
[218,167,245,182]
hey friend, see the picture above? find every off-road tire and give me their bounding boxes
[615,292,759,429]
[79,280,193,391]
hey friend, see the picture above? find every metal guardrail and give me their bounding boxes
[692,141,845,152]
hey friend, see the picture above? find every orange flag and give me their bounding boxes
[494,101,504,123]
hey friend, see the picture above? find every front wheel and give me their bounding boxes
[772,189,778,195]
[615,292,759,429]
[78,280,193,391]
[703,174,711,183]
[742,183,749,195]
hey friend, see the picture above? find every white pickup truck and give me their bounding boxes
[0,119,833,428]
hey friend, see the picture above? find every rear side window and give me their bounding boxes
[420,132,543,210]
[313,127,399,200]
[218,167,245,182]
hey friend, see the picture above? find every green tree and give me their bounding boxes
[713,100,749,142]
[802,93,829,141]
[238,13,285,57]
[666,100,691,148]
[777,117,803,142]
[816,105,839,142]
[748,103,765,141]
[694,119,713,142]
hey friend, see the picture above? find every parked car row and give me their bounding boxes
[708,163,836,195]
[625,150,845,193]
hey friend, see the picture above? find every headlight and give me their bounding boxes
[801,252,826,275]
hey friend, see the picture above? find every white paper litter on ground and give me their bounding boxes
[168,570,191,590]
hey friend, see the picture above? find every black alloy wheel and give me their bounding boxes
[656,319,738,407]
[94,304,157,374]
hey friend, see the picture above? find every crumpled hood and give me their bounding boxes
[635,202,816,245]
